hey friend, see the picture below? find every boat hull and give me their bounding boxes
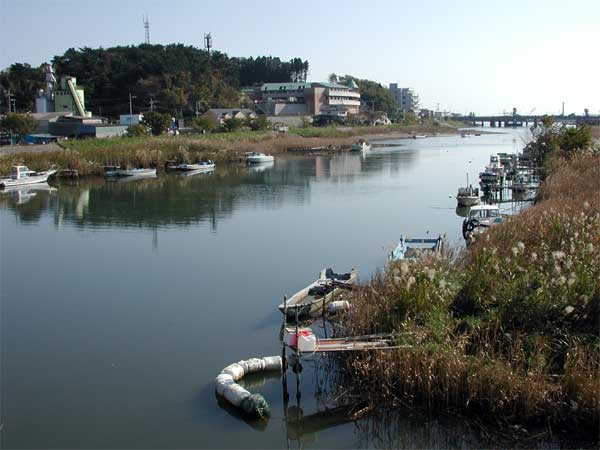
[456,196,480,207]
[168,163,215,171]
[246,155,274,164]
[0,170,57,189]
[278,269,358,320]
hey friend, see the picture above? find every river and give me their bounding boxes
[2,129,536,448]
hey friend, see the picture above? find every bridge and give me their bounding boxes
[455,113,600,128]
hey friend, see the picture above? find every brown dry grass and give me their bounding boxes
[338,153,600,440]
[0,124,461,177]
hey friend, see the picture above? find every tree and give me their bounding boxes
[0,113,38,139]
[246,115,270,131]
[192,116,216,132]
[220,117,243,132]
[141,112,171,136]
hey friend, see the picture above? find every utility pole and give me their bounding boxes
[129,93,136,127]
[149,96,155,112]
[5,89,13,113]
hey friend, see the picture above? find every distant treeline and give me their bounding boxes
[0,44,309,117]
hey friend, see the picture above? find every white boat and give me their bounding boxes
[350,140,371,152]
[104,167,157,178]
[0,165,57,189]
[390,236,442,261]
[246,152,274,164]
[462,204,503,240]
[278,268,359,319]
[167,161,215,172]
[413,135,427,139]
[456,186,480,207]
[456,174,480,206]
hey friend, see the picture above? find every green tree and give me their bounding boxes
[141,112,171,136]
[220,117,243,132]
[246,115,270,131]
[192,116,216,132]
[0,113,38,139]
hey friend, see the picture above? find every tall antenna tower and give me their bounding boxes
[204,33,212,56]
[143,14,150,44]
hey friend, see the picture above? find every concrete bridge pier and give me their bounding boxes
[490,120,496,127]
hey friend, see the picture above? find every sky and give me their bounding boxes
[1,0,599,115]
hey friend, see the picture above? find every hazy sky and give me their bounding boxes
[1,0,599,115]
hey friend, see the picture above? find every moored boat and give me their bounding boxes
[166,161,215,172]
[246,152,274,164]
[413,135,427,139]
[390,235,442,261]
[278,268,358,319]
[350,140,371,152]
[462,204,503,240]
[0,165,57,189]
[104,166,157,178]
[456,174,480,206]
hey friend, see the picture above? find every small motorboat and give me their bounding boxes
[413,135,427,139]
[104,166,157,178]
[390,236,442,261]
[350,140,371,152]
[278,268,359,320]
[462,204,503,240]
[0,165,57,189]
[246,152,275,164]
[456,174,480,206]
[166,160,215,172]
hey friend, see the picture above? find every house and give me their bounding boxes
[201,108,257,126]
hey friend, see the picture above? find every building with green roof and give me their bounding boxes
[256,80,361,116]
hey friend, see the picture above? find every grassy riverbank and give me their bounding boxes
[338,151,599,443]
[0,124,460,177]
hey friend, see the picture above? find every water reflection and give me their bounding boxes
[0,152,419,230]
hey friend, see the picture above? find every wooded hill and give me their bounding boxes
[0,44,309,118]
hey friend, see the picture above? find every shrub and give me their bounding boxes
[126,124,149,137]
[141,112,172,136]
[192,116,216,133]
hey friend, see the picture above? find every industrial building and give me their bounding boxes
[30,64,127,138]
[35,64,91,117]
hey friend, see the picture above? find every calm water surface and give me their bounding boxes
[2,130,536,448]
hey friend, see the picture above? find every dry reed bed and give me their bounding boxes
[0,125,459,177]
[338,153,600,439]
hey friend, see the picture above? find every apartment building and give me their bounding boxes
[389,84,420,113]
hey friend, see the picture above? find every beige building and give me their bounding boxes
[256,81,361,116]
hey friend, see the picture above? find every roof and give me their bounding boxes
[313,82,354,90]
[205,108,255,116]
[30,112,72,121]
[25,133,57,138]
[260,82,312,92]
[346,79,358,89]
